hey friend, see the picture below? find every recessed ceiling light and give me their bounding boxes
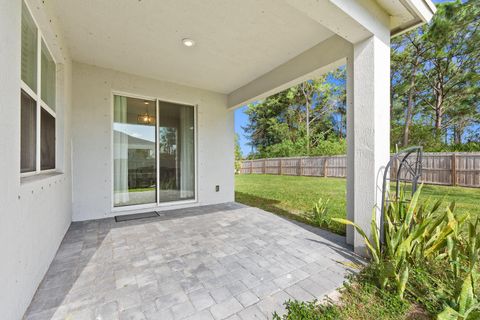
[144,101,149,105]
[182,38,195,47]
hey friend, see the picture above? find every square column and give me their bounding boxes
[347,34,390,255]
[346,54,354,246]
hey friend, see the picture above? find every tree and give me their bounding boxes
[243,68,347,157]
[421,0,480,141]
[244,0,480,157]
[391,0,480,150]
[243,92,292,154]
[234,133,242,173]
[391,28,429,146]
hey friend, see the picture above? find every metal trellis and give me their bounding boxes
[380,146,423,243]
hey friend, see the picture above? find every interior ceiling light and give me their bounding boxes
[182,38,195,47]
[137,103,155,125]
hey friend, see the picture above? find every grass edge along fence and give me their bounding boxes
[239,152,480,188]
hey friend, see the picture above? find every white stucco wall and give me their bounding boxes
[71,62,234,221]
[0,0,73,319]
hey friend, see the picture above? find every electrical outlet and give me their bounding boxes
[215,185,220,192]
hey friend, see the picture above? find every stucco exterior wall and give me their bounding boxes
[0,1,73,319]
[71,62,234,221]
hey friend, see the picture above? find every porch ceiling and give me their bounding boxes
[51,0,334,94]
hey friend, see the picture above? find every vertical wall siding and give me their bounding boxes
[0,1,73,319]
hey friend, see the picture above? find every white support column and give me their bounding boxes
[346,55,354,246]
[351,34,390,255]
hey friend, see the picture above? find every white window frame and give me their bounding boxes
[21,1,57,177]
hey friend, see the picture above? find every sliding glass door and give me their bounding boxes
[113,94,195,208]
[113,96,157,207]
[158,101,195,202]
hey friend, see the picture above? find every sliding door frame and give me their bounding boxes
[110,90,198,212]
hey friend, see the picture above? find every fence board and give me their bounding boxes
[239,152,480,188]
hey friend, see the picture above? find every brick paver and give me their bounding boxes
[24,203,361,319]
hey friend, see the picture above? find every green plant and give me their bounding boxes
[437,274,480,320]
[303,198,331,228]
[332,207,382,261]
[437,219,480,320]
[272,299,341,320]
[234,133,243,173]
[333,185,467,300]
[407,261,452,314]
[272,268,411,320]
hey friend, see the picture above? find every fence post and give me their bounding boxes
[452,153,457,186]
[250,160,253,174]
[324,157,328,177]
[263,159,266,174]
[299,158,303,176]
[279,159,283,175]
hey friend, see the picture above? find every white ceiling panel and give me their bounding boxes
[52,0,334,93]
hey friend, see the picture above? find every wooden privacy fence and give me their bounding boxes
[239,152,480,188]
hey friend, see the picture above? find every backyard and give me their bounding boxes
[236,174,480,319]
[235,174,480,235]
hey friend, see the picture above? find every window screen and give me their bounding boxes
[41,108,55,170]
[21,90,37,173]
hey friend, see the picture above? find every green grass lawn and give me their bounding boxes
[235,174,480,235]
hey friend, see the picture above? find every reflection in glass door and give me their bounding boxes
[113,95,157,207]
[113,95,195,208]
[158,101,195,202]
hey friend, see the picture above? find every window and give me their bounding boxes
[21,1,37,92]
[41,109,55,170]
[41,40,56,110]
[21,1,56,174]
[21,90,36,173]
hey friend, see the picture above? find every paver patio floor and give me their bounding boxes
[24,203,361,320]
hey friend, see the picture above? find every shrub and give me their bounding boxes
[303,198,330,228]
[333,186,468,299]
[257,134,347,158]
[436,219,480,319]
[272,300,341,320]
[332,185,480,319]
[310,137,346,156]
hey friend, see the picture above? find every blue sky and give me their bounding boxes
[234,0,456,156]
[234,106,252,155]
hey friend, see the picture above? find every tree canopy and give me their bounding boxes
[241,0,479,159]
[391,0,480,150]
[243,68,347,158]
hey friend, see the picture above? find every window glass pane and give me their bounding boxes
[113,95,156,207]
[41,40,56,109]
[41,108,55,170]
[21,2,37,91]
[159,102,195,203]
[21,90,36,173]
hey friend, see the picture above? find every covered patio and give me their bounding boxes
[0,0,435,319]
[24,204,359,319]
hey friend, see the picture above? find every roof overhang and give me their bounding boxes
[390,0,437,36]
